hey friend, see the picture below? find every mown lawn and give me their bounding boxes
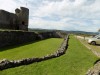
[0,36,98,75]
[0,38,63,60]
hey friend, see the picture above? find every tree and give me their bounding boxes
[98,29,100,34]
[98,29,100,32]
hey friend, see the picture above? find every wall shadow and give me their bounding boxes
[94,58,100,65]
[0,40,43,52]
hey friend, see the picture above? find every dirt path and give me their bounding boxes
[76,36,100,57]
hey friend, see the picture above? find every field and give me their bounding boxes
[0,36,98,75]
[0,38,63,60]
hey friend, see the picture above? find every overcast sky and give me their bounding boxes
[0,0,100,32]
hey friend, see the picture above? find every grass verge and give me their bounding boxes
[79,38,100,54]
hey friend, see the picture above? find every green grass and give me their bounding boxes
[0,36,98,75]
[80,38,100,53]
[0,38,63,60]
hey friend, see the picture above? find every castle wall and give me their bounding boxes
[15,7,29,31]
[18,7,29,31]
[0,7,29,31]
[0,31,62,48]
[0,10,17,29]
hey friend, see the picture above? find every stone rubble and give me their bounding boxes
[86,61,100,75]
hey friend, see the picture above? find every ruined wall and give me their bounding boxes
[0,7,29,31]
[0,10,17,29]
[0,31,62,48]
[15,7,29,31]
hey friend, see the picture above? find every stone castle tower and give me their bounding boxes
[15,7,29,31]
[0,7,29,31]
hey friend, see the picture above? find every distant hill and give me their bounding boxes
[28,28,98,35]
[28,28,55,32]
[66,31,98,35]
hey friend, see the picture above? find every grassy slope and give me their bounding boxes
[0,38,63,60]
[0,36,98,75]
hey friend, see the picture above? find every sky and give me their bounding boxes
[0,0,100,32]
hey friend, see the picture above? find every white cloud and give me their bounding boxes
[0,0,100,32]
[29,17,70,30]
[33,0,100,19]
[0,0,18,12]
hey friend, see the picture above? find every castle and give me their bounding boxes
[0,7,29,31]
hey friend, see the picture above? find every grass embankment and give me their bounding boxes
[0,38,63,60]
[0,36,98,75]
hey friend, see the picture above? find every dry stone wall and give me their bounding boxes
[0,35,69,70]
[86,60,100,75]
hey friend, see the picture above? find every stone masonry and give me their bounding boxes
[0,7,29,31]
[0,31,64,48]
